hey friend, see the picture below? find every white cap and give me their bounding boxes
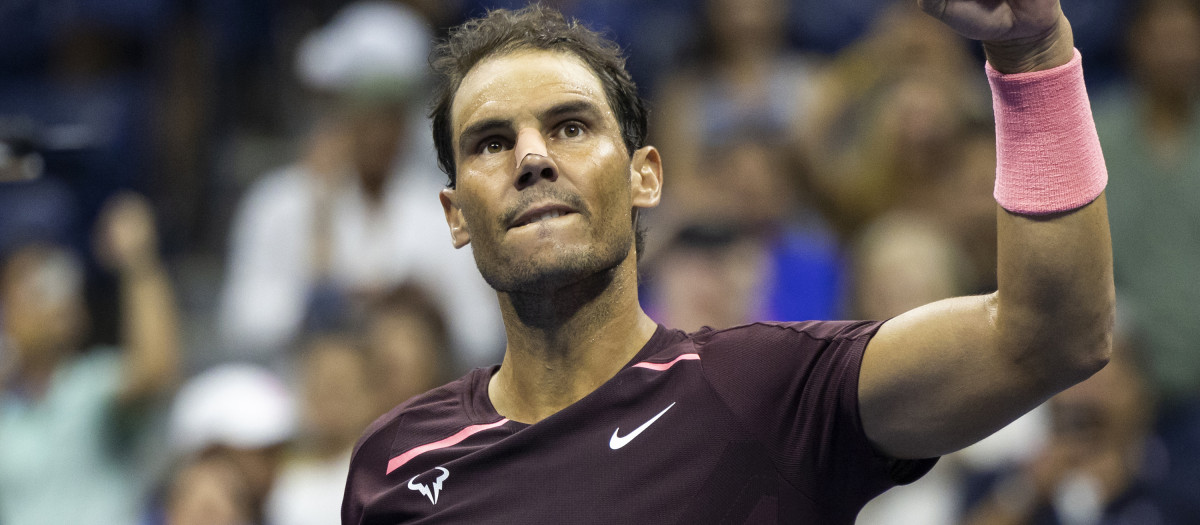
[296,1,433,93]
[170,363,297,455]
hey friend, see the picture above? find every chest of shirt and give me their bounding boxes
[366,365,812,524]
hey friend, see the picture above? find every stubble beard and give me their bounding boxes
[473,224,632,296]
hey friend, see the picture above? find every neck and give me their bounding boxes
[488,255,658,424]
[7,343,65,399]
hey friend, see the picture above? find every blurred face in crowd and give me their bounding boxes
[653,230,769,332]
[346,101,408,186]
[441,49,660,293]
[166,453,253,525]
[853,215,964,320]
[1130,0,1200,98]
[707,0,785,53]
[299,336,376,451]
[868,2,971,77]
[878,75,963,165]
[367,307,442,409]
[0,246,88,366]
[709,141,794,224]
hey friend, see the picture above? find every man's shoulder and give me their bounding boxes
[687,320,883,351]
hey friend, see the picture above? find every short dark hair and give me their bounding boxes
[429,5,648,187]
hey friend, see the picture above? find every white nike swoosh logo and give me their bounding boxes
[609,402,676,450]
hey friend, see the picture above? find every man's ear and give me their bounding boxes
[440,188,471,249]
[630,145,663,209]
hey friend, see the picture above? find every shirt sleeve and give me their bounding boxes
[696,321,937,509]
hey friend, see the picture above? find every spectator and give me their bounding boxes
[217,0,503,369]
[848,212,969,322]
[787,0,895,53]
[1099,0,1200,402]
[166,363,297,525]
[364,282,455,413]
[653,0,823,220]
[265,283,453,525]
[641,137,846,328]
[1095,0,1200,506]
[162,450,256,525]
[0,193,181,525]
[958,333,1190,524]
[266,333,376,525]
[642,222,773,332]
[802,0,984,237]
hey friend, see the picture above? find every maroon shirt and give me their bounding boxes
[342,321,937,524]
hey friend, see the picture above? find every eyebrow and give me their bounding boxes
[458,118,512,155]
[538,100,603,123]
[456,100,607,154]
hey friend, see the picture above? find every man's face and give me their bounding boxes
[347,102,408,184]
[441,49,660,293]
[1,248,87,361]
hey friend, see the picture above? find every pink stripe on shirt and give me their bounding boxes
[632,353,700,371]
[386,418,509,474]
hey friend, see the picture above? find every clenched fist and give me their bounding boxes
[917,0,1075,73]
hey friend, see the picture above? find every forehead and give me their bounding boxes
[451,49,612,135]
[2,248,82,298]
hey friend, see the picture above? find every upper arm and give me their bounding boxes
[858,293,1050,460]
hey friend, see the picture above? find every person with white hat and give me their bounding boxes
[165,362,297,525]
[218,1,504,372]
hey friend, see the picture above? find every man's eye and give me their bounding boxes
[483,140,506,154]
[561,123,582,138]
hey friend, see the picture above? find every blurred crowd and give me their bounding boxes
[0,0,1197,524]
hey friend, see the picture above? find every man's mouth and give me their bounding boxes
[509,205,578,229]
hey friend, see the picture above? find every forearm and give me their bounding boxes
[989,16,1114,383]
[994,197,1114,384]
[117,260,182,401]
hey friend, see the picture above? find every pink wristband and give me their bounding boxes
[987,49,1107,215]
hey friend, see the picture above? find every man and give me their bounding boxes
[219,1,502,369]
[343,1,1115,522]
[0,193,181,525]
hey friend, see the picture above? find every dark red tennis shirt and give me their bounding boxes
[342,321,937,524]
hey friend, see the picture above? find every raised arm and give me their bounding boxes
[857,1,1115,459]
[95,193,182,403]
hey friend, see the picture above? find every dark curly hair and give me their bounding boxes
[429,5,648,187]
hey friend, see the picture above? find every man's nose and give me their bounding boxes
[513,128,557,189]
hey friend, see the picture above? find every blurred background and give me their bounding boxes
[0,0,1198,523]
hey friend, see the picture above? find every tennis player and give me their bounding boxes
[343,1,1114,522]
